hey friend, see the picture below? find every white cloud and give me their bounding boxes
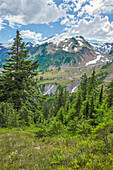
[20,30,42,43]
[62,0,113,16]
[60,14,77,27]
[77,0,113,17]
[66,15,113,42]
[8,38,14,42]
[0,18,5,30]
[5,15,25,28]
[0,0,66,27]
[59,0,113,42]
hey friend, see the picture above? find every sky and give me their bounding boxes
[0,0,113,44]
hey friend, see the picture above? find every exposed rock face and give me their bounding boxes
[66,80,81,93]
[41,84,59,95]
[0,34,112,70]
[38,81,81,95]
[30,35,112,69]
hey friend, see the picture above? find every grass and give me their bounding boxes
[37,79,71,86]
[0,127,113,170]
[35,63,113,89]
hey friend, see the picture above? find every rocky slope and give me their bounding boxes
[0,33,113,95]
[0,35,112,71]
[28,35,112,70]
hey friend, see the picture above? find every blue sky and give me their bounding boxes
[0,0,113,44]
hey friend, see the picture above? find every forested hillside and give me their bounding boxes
[0,31,113,169]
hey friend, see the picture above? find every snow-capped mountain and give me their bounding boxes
[0,34,112,70]
[91,43,113,54]
[25,42,33,48]
[0,43,12,49]
[29,35,112,69]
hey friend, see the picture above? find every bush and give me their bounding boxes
[0,102,18,127]
[35,127,47,138]
[48,119,64,136]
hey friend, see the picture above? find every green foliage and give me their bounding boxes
[0,64,113,168]
[0,30,43,126]
[0,102,18,127]
[106,79,113,107]
[0,30,40,111]
[64,56,72,64]
[35,127,47,138]
[40,76,43,80]
[97,72,108,84]
[56,106,65,123]
[0,128,113,169]
[48,119,64,136]
[81,73,87,100]
[76,119,92,135]
[101,61,113,69]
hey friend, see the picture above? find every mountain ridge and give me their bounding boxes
[0,34,113,71]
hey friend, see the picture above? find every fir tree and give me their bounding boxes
[88,69,98,97]
[53,88,66,116]
[99,85,103,104]
[106,80,113,108]
[81,73,87,101]
[0,30,40,112]
[73,86,82,116]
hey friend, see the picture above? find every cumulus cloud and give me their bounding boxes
[60,0,113,42]
[66,15,113,42]
[79,0,113,17]
[0,0,66,27]
[0,18,5,30]
[20,30,42,43]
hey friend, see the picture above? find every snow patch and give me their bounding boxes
[74,47,78,52]
[63,46,69,52]
[85,55,104,66]
[95,51,100,54]
[71,85,79,93]
[78,41,83,46]
[76,37,84,41]
[43,85,55,95]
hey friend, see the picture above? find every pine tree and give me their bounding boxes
[99,85,103,104]
[106,80,113,108]
[73,86,82,116]
[0,30,39,112]
[88,69,98,96]
[81,73,87,101]
[56,106,65,123]
[80,99,89,119]
[53,88,66,116]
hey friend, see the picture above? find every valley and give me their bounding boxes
[0,31,113,170]
[0,34,113,95]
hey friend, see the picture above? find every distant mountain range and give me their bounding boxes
[0,33,113,95]
[0,34,113,70]
[90,42,113,54]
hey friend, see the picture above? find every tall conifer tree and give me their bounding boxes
[81,73,87,101]
[106,80,113,108]
[0,30,39,111]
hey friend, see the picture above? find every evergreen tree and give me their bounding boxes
[73,86,82,116]
[0,30,40,112]
[53,88,66,116]
[106,80,113,108]
[88,91,97,125]
[81,73,87,101]
[56,106,65,123]
[80,99,89,119]
[99,85,103,104]
[88,69,98,97]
